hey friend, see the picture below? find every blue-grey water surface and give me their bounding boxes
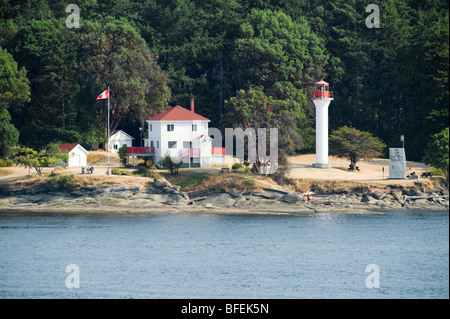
[0,210,448,299]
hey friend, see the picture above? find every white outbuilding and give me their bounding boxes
[388,148,407,179]
[58,144,89,167]
[109,130,135,153]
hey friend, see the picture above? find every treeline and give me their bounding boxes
[0,0,448,162]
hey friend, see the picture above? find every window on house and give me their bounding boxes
[114,145,118,150]
[150,141,154,148]
[157,141,159,148]
[183,141,192,148]
[192,124,197,131]
[150,124,152,131]
[167,124,174,131]
[168,141,177,148]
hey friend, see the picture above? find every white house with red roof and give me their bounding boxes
[109,130,134,153]
[57,143,89,167]
[128,99,224,167]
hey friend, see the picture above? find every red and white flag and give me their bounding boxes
[96,89,109,100]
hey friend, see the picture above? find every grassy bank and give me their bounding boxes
[1,163,447,197]
[163,171,264,193]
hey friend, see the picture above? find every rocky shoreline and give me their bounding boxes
[0,177,448,214]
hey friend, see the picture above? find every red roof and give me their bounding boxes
[147,106,210,121]
[58,143,78,152]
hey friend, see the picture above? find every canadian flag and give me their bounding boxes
[96,89,109,100]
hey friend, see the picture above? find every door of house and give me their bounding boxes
[72,155,80,167]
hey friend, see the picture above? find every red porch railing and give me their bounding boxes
[127,147,155,154]
[212,147,225,155]
[179,148,200,158]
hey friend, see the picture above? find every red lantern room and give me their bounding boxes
[313,79,333,99]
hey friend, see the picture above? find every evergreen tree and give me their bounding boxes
[77,18,170,139]
[422,127,449,185]
[0,46,30,156]
[329,126,386,168]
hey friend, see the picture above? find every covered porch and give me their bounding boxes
[127,147,155,167]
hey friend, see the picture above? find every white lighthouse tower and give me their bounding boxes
[311,79,333,168]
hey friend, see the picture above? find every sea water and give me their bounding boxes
[0,210,448,299]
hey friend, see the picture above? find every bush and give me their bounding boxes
[159,153,182,175]
[118,145,128,166]
[136,166,162,179]
[111,168,133,176]
[242,179,257,187]
[46,174,79,191]
[0,159,14,167]
[232,163,243,170]
[231,163,251,173]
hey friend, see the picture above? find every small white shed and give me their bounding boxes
[109,130,134,153]
[58,144,89,167]
[388,148,406,179]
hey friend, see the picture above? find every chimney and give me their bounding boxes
[190,98,194,113]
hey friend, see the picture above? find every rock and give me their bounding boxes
[411,199,430,207]
[164,187,179,194]
[200,193,235,208]
[369,191,386,200]
[92,185,141,198]
[361,194,374,202]
[179,191,190,200]
[80,186,98,192]
[397,199,406,206]
[402,188,416,196]
[164,194,187,205]
[145,185,163,194]
[228,190,244,198]
[104,191,131,198]
[128,193,153,200]
[233,196,247,207]
[169,185,181,192]
[390,189,404,201]
[280,192,301,204]
[0,197,14,205]
[12,195,44,204]
[70,190,86,197]
[361,194,378,205]
[28,185,50,195]
[153,180,170,189]
[338,196,355,204]
[258,191,283,200]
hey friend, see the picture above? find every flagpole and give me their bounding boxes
[107,86,110,175]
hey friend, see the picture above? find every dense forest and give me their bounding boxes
[0,0,448,163]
